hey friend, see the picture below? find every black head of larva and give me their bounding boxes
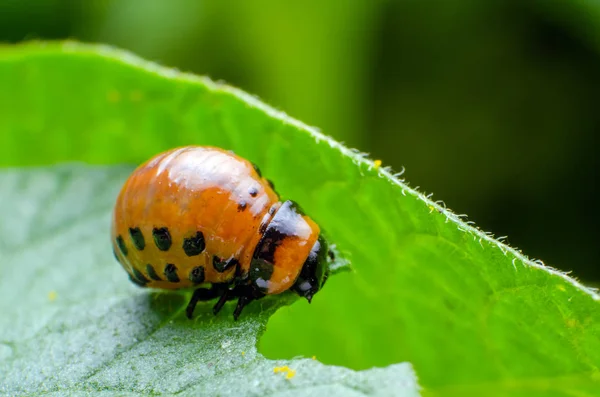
[292,235,330,302]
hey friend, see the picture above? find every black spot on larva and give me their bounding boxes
[253,226,286,266]
[267,179,275,189]
[292,201,306,215]
[164,263,180,282]
[250,201,302,290]
[228,258,240,273]
[132,268,149,285]
[213,256,239,273]
[237,201,247,212]
[189,266,206,284]
[183,231,205,256]
[129,227,145,250]
[112,246,120,262]
[234,261,244,279]
[116,235,128,256]
[153,227,172,251]
[249,202,302,293]
[252,163,262,177]
[213,256,225,272]
[248,186,259,197]
[249,259,274,293]
[146,264,162,281]
[128,274,146,287]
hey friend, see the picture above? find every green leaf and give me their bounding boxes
[0,41,599,396]
[0,166,418,396]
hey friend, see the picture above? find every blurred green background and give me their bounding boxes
[1,0,598,281]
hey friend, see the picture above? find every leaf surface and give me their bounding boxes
[0,42,599,397]
[0,166,417,396]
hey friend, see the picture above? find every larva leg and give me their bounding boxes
[186,287,220,319]
[233,295,253,321]
[212,288,232,315]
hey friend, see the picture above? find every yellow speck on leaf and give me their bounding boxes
[311,355,316,360]
[557,284,566,292]
[241,351,245,356]
[285,369,296,380]
[48,290,57,302]
[428,205,435,213]
[273,365,289,373]
[373,159,382,169]
[107,90,121,102]
[273,365,295,379]
[129,90,143,102]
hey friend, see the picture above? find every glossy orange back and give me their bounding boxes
[111,146,280,290]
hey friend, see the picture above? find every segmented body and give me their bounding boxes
[111,147,324,310]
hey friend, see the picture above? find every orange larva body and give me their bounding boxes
[111,146,330,320]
